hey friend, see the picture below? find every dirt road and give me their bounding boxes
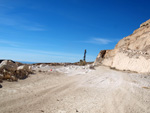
[0,66,150,113]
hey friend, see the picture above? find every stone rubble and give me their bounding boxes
[0,60,33,85]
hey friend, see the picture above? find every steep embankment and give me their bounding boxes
[94,19,150,73]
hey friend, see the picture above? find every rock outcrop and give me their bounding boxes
[94,19,150,73]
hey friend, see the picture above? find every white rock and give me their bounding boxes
[17,65,31,72]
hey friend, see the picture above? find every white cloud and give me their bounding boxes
[0,4,46,31]
[0,39,21,47]
[0,39,77,57]
[0,38,96,62]
[0,45,96,63]
[93,38,112,44]
[85,38,113,45]
[0,16,46,31]
[0,46,82,62]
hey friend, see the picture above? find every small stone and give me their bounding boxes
[41,110,44,112]
[0,84,2,88]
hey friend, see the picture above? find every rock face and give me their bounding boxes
[94,19,150,73]
[94,50,106,65]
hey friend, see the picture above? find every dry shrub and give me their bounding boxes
[0,61,32,83]
[89,65,95,69]
[110,67,116,69]
[142,87,150,89]
[15,70,28,79]
[0,68,29,81]
[38,70,42,72]
[2,70,18,82]
[79,60,86,66]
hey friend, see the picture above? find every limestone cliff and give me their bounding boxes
[94,19,150,73]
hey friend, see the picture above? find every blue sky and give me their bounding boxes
[0,0,150,63]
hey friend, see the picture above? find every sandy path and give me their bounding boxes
[0,66,150,113]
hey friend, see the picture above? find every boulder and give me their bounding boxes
[17,65,28,71]
[18,65,32,72]
[15,70,28,79]
[0,60,17,72]
[0,60,32,81]
[15,65,31,79]
[2,70,18,81]
[17,65,32,74]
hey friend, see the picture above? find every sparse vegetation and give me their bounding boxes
[38,70,42,72]
[79,60,86,66]
[142,87,150,89]
[89,65,95,69]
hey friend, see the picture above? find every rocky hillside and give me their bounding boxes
[94,19,150,73]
